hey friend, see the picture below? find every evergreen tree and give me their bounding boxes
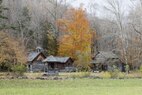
[0,0,8,30]
[40,20,58,55]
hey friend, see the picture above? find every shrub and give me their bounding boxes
[80,72,91,78]
[140,65,142,72]
[75,52,92,72]
[118,72,125,79]
[100,72,111,79]
[125,64,129,74]
[11,64,26,77]
[109,65,120,79]
[0,32,27,72]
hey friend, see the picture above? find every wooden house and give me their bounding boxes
[27,47,46,72]
[43,55,74,71]
[91,51,125,72]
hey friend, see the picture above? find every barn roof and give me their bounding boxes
[28,52,45,62]
[91,58,106,64]
[92,51,119,64]
[43,55,71,63]
[96,51,118,59]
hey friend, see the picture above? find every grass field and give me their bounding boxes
[0,79,142,95]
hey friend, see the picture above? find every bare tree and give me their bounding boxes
[102,0,130,67]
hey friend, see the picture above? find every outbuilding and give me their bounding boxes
[27,47,46,72]
[43,55,74,71]
[91,51,125,72]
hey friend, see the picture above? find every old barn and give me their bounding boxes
[27,47,46,72]
[91,51,125,72]
[43,55,74,71]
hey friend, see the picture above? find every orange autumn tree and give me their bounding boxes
[0,31,27,71]
[57,8,93,71]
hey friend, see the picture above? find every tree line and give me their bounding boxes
[0,0,142,71]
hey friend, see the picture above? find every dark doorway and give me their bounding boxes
[50,63,55,69]
[102,65,108,71]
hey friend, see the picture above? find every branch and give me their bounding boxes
[131,23,142,35]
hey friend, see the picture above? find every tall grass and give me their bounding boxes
[0,79,142,95]
[60,72,91,78]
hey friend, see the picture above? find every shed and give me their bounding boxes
[27,47,46,72]
[91,51,125,71]
[43,55,74,71]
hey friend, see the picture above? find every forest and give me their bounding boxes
[1,0,142,72]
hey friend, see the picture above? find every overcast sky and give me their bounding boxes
[69,0,101,11]
[69,0,134,17]
[70,0,132,9]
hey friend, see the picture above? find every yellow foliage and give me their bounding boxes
[57,8,94,59]
[0,31,27,65]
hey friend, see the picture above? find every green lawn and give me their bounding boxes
[0,79,142,95]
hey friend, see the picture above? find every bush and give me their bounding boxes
[100,72,111,79]
[0,62,12,72]
[80,72,91,78]
[75,52,92,72]
[140,65,142,72]
[125,64,130,74]
[11,64,26,77]
[109,65,120,79]
[118,72,125,79]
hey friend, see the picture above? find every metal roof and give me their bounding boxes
[43,55,70,63]
[91,51,119,64]
[97,51,118,59]
[91,58,106,64]
[28,52,41,62]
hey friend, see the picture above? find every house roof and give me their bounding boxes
[28,52,45,62]
[96,51,118,59]
[43,55,71,63]
[91,58,106,64]
[91,51,119,64]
